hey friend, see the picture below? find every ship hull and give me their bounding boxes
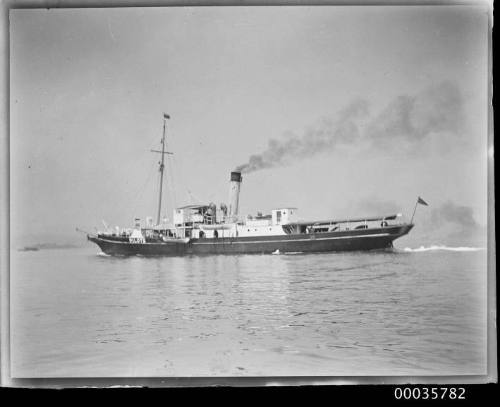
[88,224,413,256]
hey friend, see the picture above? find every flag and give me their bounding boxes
[163,113,170,119]
[417,196,429,206]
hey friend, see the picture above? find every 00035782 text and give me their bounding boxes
[394,387,466,400]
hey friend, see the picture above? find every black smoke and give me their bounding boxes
[429,201,478,231]
[235,81,464,174]
[367,80,464,144]
[235,99,369,173]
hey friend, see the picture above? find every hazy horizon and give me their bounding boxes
[10,5,490,249]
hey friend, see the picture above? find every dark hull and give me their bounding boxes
[88,224,413,256]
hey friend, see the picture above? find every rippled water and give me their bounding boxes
[10,246,487,377]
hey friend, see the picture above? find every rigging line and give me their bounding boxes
[129,170,156,221]
[121,122,168,186]
[125,128,162,174]
[118,125,168,218]
[171,154,188,204]
[157,128,174,222]
[157,150,176,223]
[128,161,157,220]
[187,188,204,205]
[171,154,201,205]
[166,156,177,210]
[112,151,154,203]
[156,168,165,222]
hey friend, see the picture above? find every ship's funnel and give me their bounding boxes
[228,171,242,219]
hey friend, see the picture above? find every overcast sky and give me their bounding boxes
[10,5,490,246]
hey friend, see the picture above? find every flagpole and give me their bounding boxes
[410,198,418,224]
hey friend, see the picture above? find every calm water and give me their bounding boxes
[10,246,488,377]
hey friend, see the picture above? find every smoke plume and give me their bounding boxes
[429,201,478,231]
[235,99,369,173]
[235,81,464,174]
[367,80,464,144]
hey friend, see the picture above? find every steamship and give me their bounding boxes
[87,115,414,256]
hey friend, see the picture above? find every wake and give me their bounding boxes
[402,245,485,253]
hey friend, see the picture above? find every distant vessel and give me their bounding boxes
[19,246,40,252]
[87,115,414,256]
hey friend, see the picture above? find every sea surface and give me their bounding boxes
[10,245,488,378]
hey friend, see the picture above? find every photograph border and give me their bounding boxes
[0,0,495,388]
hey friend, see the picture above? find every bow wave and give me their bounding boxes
[402,245,485,253]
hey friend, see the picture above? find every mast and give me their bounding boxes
[152,113,172,226]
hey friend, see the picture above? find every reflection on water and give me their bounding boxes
[10,247,487,377]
